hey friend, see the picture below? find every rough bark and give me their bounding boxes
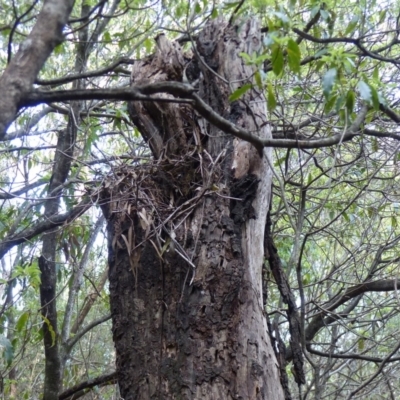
[0,0,75,136]
[101,18,284,399]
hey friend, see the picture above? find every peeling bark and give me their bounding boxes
[101,18,284,399]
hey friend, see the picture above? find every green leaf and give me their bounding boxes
[357,81,371,102]
[113,117,121,130]
[223,1,241,9]
[372,137,378,152]
[344,15,359,35]
[346,90,355,113]
[229,83,252,102]
[315,48,328,58]
[324,94,337,113]
[339,109,346,123]
[263,33,276,47]
[287,39,301,73]
[267,83,277,111]
[315,60,325,72]
[378,92,387,106]
[379,9,387,24]
[271,46,284,76]
[16,312,29,333]
[372,66,379,81]
[275,156,286,166]
[239,52,251,63]
[0,335,13,366]
[53,43,64,55]
[320,9,330,20]
[254,71,263,89]
[144,38,153,53]
[273,11,290,24]
[370,85,380,110]
[343,58,355,73]
[335,94,346,112]
[41,316,56,347]
[103,31,112,43]
[311,6,320,18]
[254,53,270,65]
[322,68,337,99]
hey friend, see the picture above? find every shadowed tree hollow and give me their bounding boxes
[99,18,287,399]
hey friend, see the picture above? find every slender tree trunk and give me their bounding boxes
[39,100,79,398]
[39,5,94,398]
[39,99,79,399]
[101,18,285,399]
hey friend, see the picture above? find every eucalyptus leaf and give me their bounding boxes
[229,83,252,102]
[344,15,359,35]
[16,312,29,333]
[267,83,277,111]
[0,335,13,366]
[287,39,301,73]
[322,68,337,99]
[357,80,372,102]
[271,45,284,76]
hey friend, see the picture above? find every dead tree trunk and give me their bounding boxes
[100,18,285,399]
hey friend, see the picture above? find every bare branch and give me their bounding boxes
[380,103,400,123]
[61,216,105,344]
[2,107,54,141]
[21,83,374,152]
[58,371,117,400]
[347,338,400,399]
[35,57,134,86]
[293,28,400,65]
[0,179,47,200]
[65,313,111,351]
[303,278,400,350]
[0,197,91,260]
[0,145,56,154]
[307,346,400,363]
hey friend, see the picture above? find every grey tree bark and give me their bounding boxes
[0,0,75,136]
[39,111,78,400]
[101,18,285,399]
